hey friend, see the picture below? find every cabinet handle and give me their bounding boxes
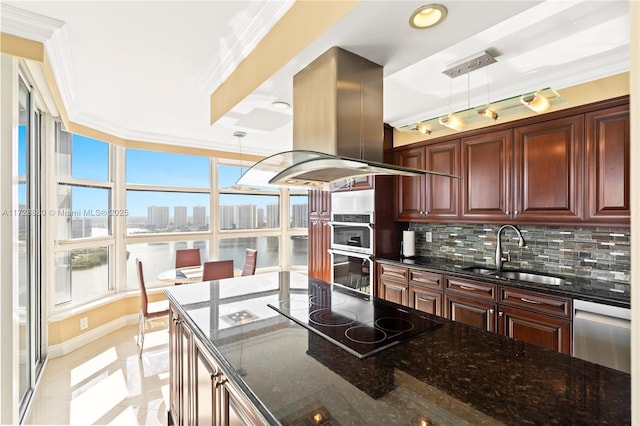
[514,210,519,215]
[459,285,476,291]
[520,297,543,304]
[417,296,430,302]
[499,311,504,317]
[489,309,494,314]
[506,210,510,215]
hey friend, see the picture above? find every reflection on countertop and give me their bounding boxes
[165,271,630,425]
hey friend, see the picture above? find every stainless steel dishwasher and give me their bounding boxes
[573,300,630,373]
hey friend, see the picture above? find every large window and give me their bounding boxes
[54,128,113,305]
[125,149,211,288]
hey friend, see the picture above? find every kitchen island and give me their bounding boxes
[164,271,629,425]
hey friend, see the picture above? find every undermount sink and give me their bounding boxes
[494,270,568,286]
[462,266,497,275]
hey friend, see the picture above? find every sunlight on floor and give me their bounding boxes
[26,320,169,425]
[70,347,118,387]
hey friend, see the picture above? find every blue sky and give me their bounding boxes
[50,134,306,216]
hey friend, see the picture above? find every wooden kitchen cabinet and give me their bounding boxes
[308,190,331,282]
[425,140,460,220]
[512,115,584,223]
[444,276,497,332]
[461,129,513,222]
[395,146,426,221]
[169,307,192,426]
[585,105,630,224]
[377,263,408,305]
[395,141,459,222]
[170,304,263,426]
[498,287,572,355]
[408,269,443,317]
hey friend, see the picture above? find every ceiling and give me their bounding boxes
[1,1,630,157]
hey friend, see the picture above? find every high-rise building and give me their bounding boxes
[174,206,187,227]
[257,208,265,228]
[71,218,92,238]
[193,205,207,229]
[238,204,257,229]
[219,205,236,230]
[291,203,308,228]
[147,206,169,227]
[266,204,280,228]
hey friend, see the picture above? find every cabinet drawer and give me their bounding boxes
[409,269,442,289]
[499,287,572,319]
[446,277,497,301]
[378,264,408,282]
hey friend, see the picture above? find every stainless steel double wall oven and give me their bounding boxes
[328,190,375,297]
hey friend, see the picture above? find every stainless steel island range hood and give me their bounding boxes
[237,47,456,189]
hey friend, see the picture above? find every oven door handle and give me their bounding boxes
[328,221,374,230]
[328,248,373,260]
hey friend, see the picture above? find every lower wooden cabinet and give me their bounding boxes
[377,263,409,306]
[444,293,497,332]
[376,263,573,355]
[498,287,572,354]
[408,269,443,317]
[169,305,263,426]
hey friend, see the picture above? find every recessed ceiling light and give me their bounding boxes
[272,101,291,110]
[409,4,447,29]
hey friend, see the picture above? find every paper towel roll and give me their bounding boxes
[402,230,415,257]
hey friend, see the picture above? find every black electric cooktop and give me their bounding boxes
[268,281,442,359]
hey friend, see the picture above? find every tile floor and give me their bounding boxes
[26,319,170,425]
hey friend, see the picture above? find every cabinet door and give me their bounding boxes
[585,105,630,224]
[380,279,408,306]
[195,346,218,425]
[425,140,459,220]
[179,321,192,426]
[395,147,426,221]
[444,293,496,332]
[169,309,181,426]
[308,219,331,282]
[513,115,584,222]
[461,130,512,221]
[409,285,442,316]
[308,189,330,219]
[498,306,571,354]
[220,376,265,425]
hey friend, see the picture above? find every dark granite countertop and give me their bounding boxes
[165,271,630,425]
[376,256,630,308]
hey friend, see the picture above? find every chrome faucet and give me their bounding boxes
[495,225,526,270]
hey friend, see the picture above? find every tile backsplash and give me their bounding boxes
[408,223,630,284]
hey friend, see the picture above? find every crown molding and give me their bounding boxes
[2,3,78,115]
[0,3,64,41]
[195,0,295,93]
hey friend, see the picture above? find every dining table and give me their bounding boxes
[157,266,203,284]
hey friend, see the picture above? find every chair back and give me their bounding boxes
[175,248,201,269]
[136,258,150,316]
[241,249,257,276]
[202,260,234,281]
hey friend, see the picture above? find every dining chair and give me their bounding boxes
[202,259,235,281]
[136,258,169,358]
[241,249,257,276]
[175,248,201,269]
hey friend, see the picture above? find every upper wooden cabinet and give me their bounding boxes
[461,129,512,222]
[395,97,630,226]
[585,105,630,224]
[395,146,426,221]
[513,115,584,223]
[395,141,459,222]
[425,140,459,220]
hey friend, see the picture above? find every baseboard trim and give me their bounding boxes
[48,313,139,358]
